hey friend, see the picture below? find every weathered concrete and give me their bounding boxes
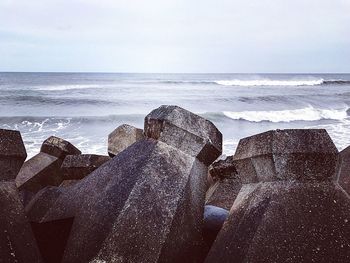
[205,177,242,210]
[203,205,229,248]
[40,139,208,263]
[205,129,350,263]
[208,155,237,183]
[16,152,63,193]
[205,182,350,263]
[27,106,222,263]
[206,156,242,210]
[0,182,43,263]
[144,105,222,165]
[337,146,350,195]
[25,186,64,222]
[108,124,144,157]
[233,129,338,183]
[41,136,81,159]
[0,128,27,181]
[61,154,110,180]
[59,179,79,187]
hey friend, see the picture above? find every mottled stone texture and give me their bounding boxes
[205,182,350,263]
[144,105,222,165]
[208,156,237,183]
[25,186,63,222]
[16,152,62,193]
[34,140,205,263]
[206,156,241,210]
[15,137,81,196]
[205,129,350,263]
[41,136,81,159]
[233,129,338,183]
[108,124,144,157]
[0,182,43,263]
[337,146,350,195]
[29,106,222,263]
[61,154,110,180]
[206,177,242,210]
[0,129,27,181]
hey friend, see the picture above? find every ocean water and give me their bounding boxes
[1,72,350,158]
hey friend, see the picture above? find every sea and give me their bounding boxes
[1,72,350,159]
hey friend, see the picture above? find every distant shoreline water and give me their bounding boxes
[1,72,350,158]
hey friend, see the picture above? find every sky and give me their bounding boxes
[0,0,349,73]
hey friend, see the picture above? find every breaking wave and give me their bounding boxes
[135,79,350,87]
[215,79,326,86]
[223,106,348,123]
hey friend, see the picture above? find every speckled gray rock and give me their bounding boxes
[16,152,63,193]
[108,124,144,157]
[208,156,237,183]
[59,179,79,187]
[206,156,242,210]
[205,129,350,263]
[144,105,222,165]
[0,129,27,181]
[41,136,81,159]
[36,139,208,263]
[25,186,64,222]
[61,154,110,180]
[206,177,242,210]
[233,129,338,183]
[337,146,350,195]
[15,137,80,197]
[0,182,43,263]
[205,181,350,263]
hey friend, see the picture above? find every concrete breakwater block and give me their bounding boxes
[29,105,222,263]
[0,128,27,181]
[61,154,110,180]
[16,137,81,196]
[108,124,144,157]
[16,152,62,193]
[25,186,64,222]
[204,129,350,263]
[206,156,242,210]
[41,136,81,159]
[233,129,338,183]
[337,146,350,195]
[0,182,43,263]
[144,105,222,165]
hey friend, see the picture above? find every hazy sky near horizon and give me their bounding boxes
[0,0,349,73]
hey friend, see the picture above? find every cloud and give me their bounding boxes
[0,0,349,72]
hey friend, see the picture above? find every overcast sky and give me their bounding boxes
[0,0,349,73]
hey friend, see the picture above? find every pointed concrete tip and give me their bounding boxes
[144,105,222,165]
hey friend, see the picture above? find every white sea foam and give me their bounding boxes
[223,106,348,123]
[216,79,324,86]
[34,84,100,91]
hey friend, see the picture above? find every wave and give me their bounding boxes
[222,106,348,123]
[0,96,121,106]
[33,84,102,91]
[131,78,350,87]
[215,79,326,86]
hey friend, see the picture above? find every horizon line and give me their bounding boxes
[1,71,350,74]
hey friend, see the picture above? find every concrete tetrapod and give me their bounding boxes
[108,124,144,157]
[0,182,43,262]
[0,128,27,181]
[28,105,222,263]
[204,129,350,263]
